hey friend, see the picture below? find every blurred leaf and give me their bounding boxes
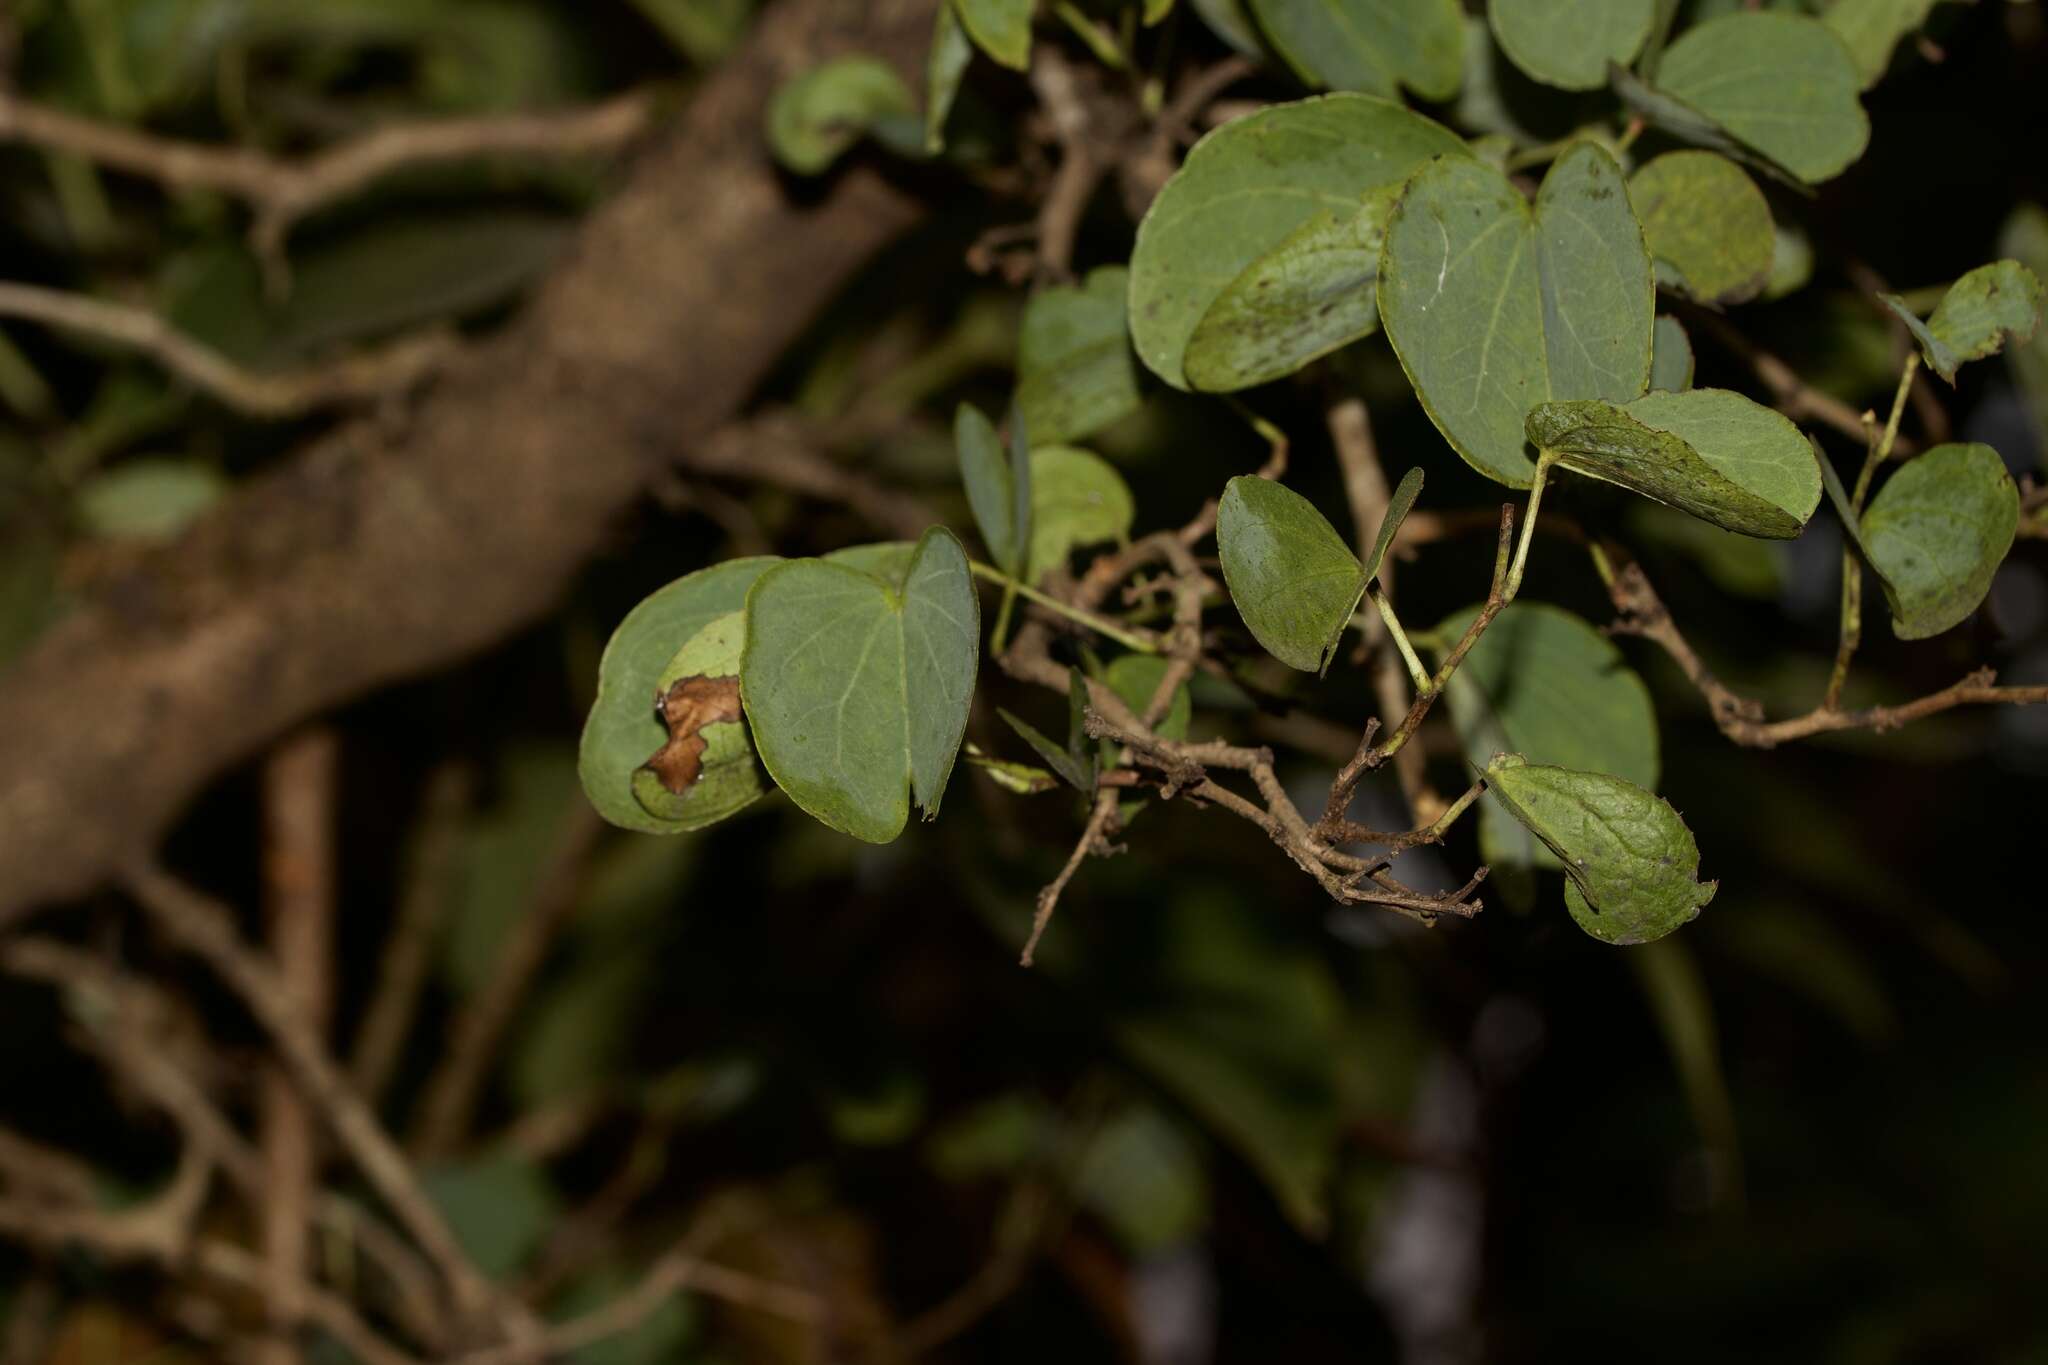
[1076,1106,1209,1254]
[1650,314,1694,392]
[767,56,919,176]
[1861,442,2019,640]
[1878,260,2044,385]
[1189,0,1267,55]
[0,515,62,667]
[445,744,579,994]
[421,1153,559,1280]
[1714,902,1897,1043]
[73,458,224,540]
[1627,502,1783,599]
[953,0,1032,71]
[1821,0,1950,88]
[927,1093,1058,1179]
[1999,205,2048,464]
[628,0,756,65]
[1027,446,1132,581]
[1216,475,1365,674]
[1764,221,1816,301]
[957,402,1027,577]
[1629,151,1774,305]
[511,948,651,1110]
[1488,0,1653,91]
[925,1,974,153]
[1628,937,1740,1191]
[555,1262,699,1365]
[1653,12,1869,184]
[1014,267,1142,444]
[1250,0,1463,100]
[828,1072,926,1146]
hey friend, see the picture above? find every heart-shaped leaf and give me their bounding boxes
[1437,603,1659,876]
[1016,267,1143,444]
[1651,314,1694,392]
[953,0,1031,70]
[1878,259,2044,384]
[629,612,767,829]
[825,540,918,585]
[1248,0,1464,101]
[1653,13,1869,185]
[766,56,919,176]
[1861,442,2019,640]
[1485,755,1716,946]
[1129,95,1470,391]
[741,528,980,843]
[1526,388,1821,538]
[1488,0,1654,91]
[1628,151,1774,305]
[1028,446,1134,581]
[1217,476,1364,673]
[1379,142,1654,488]
[957,403,1030,577]
[579,557,780,834]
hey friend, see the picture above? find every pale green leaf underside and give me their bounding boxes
[1822,0,1945,88]
[579,557,779,834]
[1129,94,1470,391]
[1016,266,1143,443]
[766,56,917,176]
[1879,259,2044,384]
[629,612,767,831]
[1438,603,1659,875]
[1655,12,1870,185]
[1628,150,1774,305]
[1651,314,1694,392]
[1249,0,1464,101]
[1028,445,1135,582]
[1528,387,1820,538]
[1861,442,2019,640]
[1217,476,1365,673]
[741,528,979,843]
[957,403,1024,576]
[1486,755,1715,946]
[1488,0,1653,91]
[1378,142,1654,488]
[953,0,1031,70]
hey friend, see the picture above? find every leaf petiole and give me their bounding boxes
[1369,583,1430,692]
[1506,453,1554,603]
[968,560,1160,654]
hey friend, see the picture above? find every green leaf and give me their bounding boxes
[421,1155,559,1281]
[1627,937,1739,1176]
[1861,442,2019,640]
[1190,0,1267,54]
[1364,467,1424,584]
[1628,151,1774,305]
[1766,221,1816,300]
[1437,603,1659,876]
[1182,188,1395,392]
[998,676,1095,794]
[1249,0,1464,101]
[741,527,980,843]
[925,1,974,154]
[1878,260,2045,384]
[1527,388,1821,537]
[1146,0,1178,21]
[824,540,918,585]
[556,1262,698,1365]
[957,403,1028,576]
[1216,476,1366,674]
[447,745,579,992]
[1076,1107,1209,1255]
[511,949,650,1109]
[953,0,1031,70]
[1028,445,1134,581]
[1015,266,1143,444]
[73,458,225,539]
[627,0,754,64]
[1103,655,1192,740]
[1821,0,1947,88]
[1485,755,1716,946]
[1650,314,1695,392]
[766,55,917,176]
[579,558,780,835]
[963,743,1060,795]
[1654,12,1869,185]
[2002,205,2048,466]
[1487,0,1653,91]
[1379,142,1654,488]
[1129,94,1470,391]
[626,612,768,831]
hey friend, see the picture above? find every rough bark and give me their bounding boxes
[0,0,936,922]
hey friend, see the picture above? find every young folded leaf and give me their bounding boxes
[742,527,980,843]
[1485,755,1716,946]
[1526,388,1820,538]
[1877,259,2044,384]
[957,403,1029,577]
[1379,142,1654,487]
[1365,467,1424,583]
[1861,442,2019,639]
[1217,476,1365,674]
[767,57,919,176]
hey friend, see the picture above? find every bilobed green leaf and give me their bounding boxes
[1364,467,1424,584]
[1860,442,2019,640]
[1250,0,1464,101]
[1216,476,1365,673]
[1822,0,1947,88]
[1183,188,1397,391]
[1651,315,1694,392]
[766,56,917,176]
[1378,143,1654,488]
[1129,95,1470,391]
[1629,151,1774,305]
[1527,388,1821,537]
[1654,12,1869,185]
[579,558,780,835]
[953,0,1031,71]
[627,612,767,830]
[825,540,918,585]
[1878,260,2045,384]
[1437,603,1659,875]
[1485,755,1716,946]
[1488,0,1653,91]
[1028,446,1134,581]
[741,528,980,843]
[957,403,1027,576]
[1016,268,1143,444]
[925,1,974,153]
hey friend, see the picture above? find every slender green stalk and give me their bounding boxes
[1852,353,1920,509]
[1426,777,1488,841]
[1829,354,1919,708]
[1370,584,1430,692]
[1505,454,1553,603]
[991,582,1020,653]
[969,561,1159,654]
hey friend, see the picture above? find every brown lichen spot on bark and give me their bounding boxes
[644,674,744,793]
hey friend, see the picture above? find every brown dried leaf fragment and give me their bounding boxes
[645,674,744,794]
